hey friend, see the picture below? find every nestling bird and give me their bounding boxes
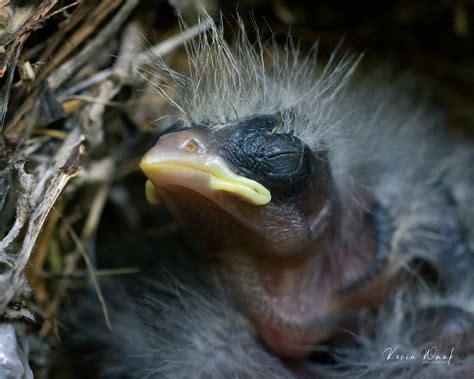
[71,17,474,378]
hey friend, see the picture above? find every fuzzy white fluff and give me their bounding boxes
[76,16,474,378]
[329,282,474,378]
[74,257,474,378]
[72,258,295,379]
[143,15,457,211]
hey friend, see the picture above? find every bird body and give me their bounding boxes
[72,17,474,378]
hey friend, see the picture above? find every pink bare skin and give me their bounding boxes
[142,128,396,359]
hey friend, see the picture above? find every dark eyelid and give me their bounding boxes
[265,151,302,159]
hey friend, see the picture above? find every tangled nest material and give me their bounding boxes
[0,0,211,344]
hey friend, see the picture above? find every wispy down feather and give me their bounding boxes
[141,15,451,209]
[142,14,359,149]
[70,14,474,379]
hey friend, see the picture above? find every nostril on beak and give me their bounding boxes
[182,138,205,153]
[185,140,197,152]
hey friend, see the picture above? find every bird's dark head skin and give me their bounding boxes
[141,114,393,359]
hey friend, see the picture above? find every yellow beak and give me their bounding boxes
[140,156,271,206]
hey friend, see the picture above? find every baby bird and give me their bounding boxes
[73,17,474,378]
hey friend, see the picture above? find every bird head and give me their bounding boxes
[141,113,336,258]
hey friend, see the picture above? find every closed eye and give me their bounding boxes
[265,151,302,159]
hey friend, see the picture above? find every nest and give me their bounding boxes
[0,1,472,377]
